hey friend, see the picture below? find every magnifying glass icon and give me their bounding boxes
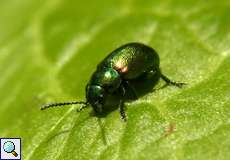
[3,141,18,157]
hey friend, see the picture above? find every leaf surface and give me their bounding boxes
[0,1,229,160]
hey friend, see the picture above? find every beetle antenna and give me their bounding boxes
[41,101,88,110]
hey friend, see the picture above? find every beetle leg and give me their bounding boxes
[123,81,138,100]
[119,85,127,121]
[160,73,186,88]
[77,103,89,112]
[119,99,127,121]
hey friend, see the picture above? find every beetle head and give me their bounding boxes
[86,85,106,113]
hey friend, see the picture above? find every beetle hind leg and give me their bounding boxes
[160,73,186,88]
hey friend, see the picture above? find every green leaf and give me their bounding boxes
[0,0,229,160]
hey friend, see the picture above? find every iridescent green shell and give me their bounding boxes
[89,68,121,92]
[98,42,159,79]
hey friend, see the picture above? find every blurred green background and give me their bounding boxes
[0,0,229,160]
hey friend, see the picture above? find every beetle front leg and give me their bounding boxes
[119,99,127,121]
[160,73,186,88]
[119,85,127,121]
[77,103,89,112]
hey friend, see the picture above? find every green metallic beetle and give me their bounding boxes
[41,42,185,121]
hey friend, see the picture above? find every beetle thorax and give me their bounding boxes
[89,68,121,93]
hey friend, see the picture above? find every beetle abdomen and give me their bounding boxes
[98,43,159,79]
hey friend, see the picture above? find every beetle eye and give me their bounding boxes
[98,95,104,103]
[95,94,104,107]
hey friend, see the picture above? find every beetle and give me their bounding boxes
[41,42,185,121]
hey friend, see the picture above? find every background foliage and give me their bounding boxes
[0,0,229,160]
